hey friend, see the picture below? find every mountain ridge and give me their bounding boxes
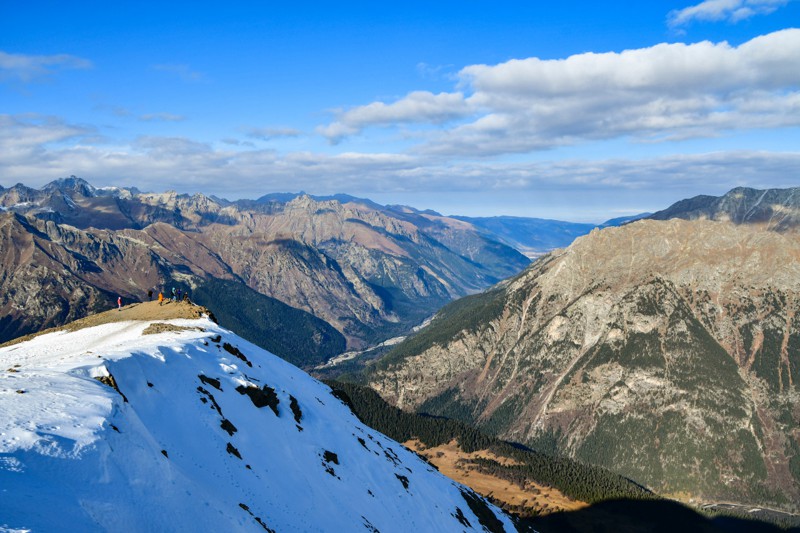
[0,302,516,532]
[366,216,800,512]
[648,186,800,230]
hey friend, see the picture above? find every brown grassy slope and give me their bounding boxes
[405,439,588,517]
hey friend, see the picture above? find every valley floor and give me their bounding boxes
[405,439,588,517]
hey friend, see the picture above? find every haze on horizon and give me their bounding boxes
[1,1,799,222]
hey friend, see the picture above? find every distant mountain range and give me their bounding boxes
[453,213,650,258]
[366,186,800,514]
[649,186,800,229]
[250,191,643,259]
[0,177,533,365]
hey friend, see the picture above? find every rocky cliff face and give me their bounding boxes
[368,218,800,510]
[0,212,165,342]
[0,178,529,352]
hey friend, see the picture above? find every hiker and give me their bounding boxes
[171,287,176,300]
[176,288,182,301]
[158,291,164,306]
[117,296,122,311]
[148,289,153,301]
[183,292,189,303]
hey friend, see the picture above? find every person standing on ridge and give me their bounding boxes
[158,291,164,306]
[148,289,153,301]
[117,296,122,311]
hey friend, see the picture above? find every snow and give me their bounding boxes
[0,318,515,532]
[62,194,77,208]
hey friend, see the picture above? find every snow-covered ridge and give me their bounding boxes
[0,318,514,532]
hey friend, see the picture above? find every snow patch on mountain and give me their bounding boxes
[0,318,515,532]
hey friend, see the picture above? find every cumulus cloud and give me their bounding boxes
[461,31,800,98]
[317,91,473,143]
[426,29,800,156]
[314,30,800,157]
[0,51,92,83]
[668,0,790,27]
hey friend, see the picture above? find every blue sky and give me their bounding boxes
[2,1,799,221]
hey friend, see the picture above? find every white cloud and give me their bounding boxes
[0,115,420,196]
[244,127,302,140]
[668,0,790,27]
[0,51,92,83]
[2,112,798,207]
[0,114,95,166]
[427,29,800,156]
[314,30,800,157]
[463,29,800,100]
[317,91,473,143]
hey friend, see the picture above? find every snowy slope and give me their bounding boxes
[0,316,516,532]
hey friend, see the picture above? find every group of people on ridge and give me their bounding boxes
[115,287,192,311]
[146,288,190,306]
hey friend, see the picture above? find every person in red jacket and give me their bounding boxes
[117,296,122,311]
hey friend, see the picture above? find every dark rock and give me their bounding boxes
[236,384,279,416]
[289,394,302,423]
[198,374,222,391]
[94,373,128,403]
[323,450,339,465]
[220,419,238,436]
[226,442,242,459]
[394,474,410,490]
[223,342,252,367]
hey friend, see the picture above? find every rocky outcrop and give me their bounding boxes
[369,218,800,511]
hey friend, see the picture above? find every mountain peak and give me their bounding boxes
[42,176,97,197]
[284,192,347,212]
